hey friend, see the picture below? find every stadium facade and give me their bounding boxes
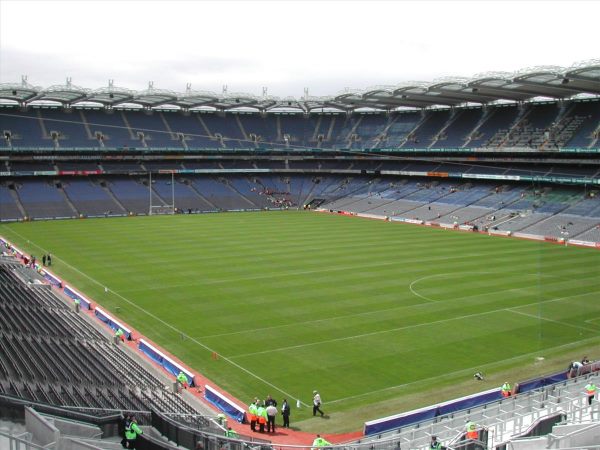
[1,60,600,449]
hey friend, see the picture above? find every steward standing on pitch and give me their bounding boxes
[266,402,277,432]
[313,390,324,417]
[281,398,290,428]
[256,402,267,433]
[248,399,258,432]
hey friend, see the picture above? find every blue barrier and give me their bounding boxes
[364,370,571,436]
[138,339,195,387]
[63,285,92,309]
[204,385,246,423]
[94,306,132,340]
[41,269,63,288]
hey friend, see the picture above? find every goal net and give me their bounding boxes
[149,205,175,215]
[148,172,176,215]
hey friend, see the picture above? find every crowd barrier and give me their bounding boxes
[63,285,92,310]
[95,306,133,340]
[38,268,62,287]
[204,385,246,423]
[138,339,195,387]
[363,364,600,436]
[568,239,600,248]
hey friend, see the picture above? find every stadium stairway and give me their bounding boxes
[218,177,259,209]
[8,186,27,219]
[56,181,80,217]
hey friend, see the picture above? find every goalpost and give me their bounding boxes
[148,171,176,215]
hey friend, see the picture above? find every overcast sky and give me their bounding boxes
[0,0,598,98]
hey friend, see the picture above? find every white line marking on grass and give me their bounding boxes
[0,226,310,407]
[228,290,600,359]
[326,335,600,405]
[407,271,584,304]
[408,272,495,303]
[507,309,599,334]
[199,272,600,339]
[408,274,440,302]
[117,248,537,294]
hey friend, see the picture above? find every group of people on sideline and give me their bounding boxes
[246,390,325,434]
[247,395,291,433]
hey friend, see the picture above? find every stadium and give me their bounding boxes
[1,2,600,447]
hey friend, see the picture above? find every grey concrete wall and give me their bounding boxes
[49,416,102,439]
[25,406,59,447]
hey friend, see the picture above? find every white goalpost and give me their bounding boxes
[148,171,176,215]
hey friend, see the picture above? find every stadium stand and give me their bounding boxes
[0,260,202,417]
[1,62,600,448]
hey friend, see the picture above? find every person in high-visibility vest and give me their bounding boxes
[501,381,512,398]
[256,402,267,433]
[114,328,124,344]
[248,399,258,432]
[125,415,143,449]
[225,427,238,438]
[585,381,597,406]
[465,420,478,440]
[430,435,446,449]
[312,434,331,449]
[177,371,189,390]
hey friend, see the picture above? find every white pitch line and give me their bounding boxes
[228,289,600,359]
[327,334,600,405]
[408,272,495,303]
[0,226,310,407]
[507,309,599,335]
[229,291,600,359]
[117,248,536,294]
[199,271,600,339]
[407,270,586,304]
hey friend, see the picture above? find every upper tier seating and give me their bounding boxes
[3,99,597,150]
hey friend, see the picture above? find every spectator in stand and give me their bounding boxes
[585,381,597,406]
[120,414,131,448]
[582,356,590,365]
[124,415,143,449]
[568,361,584,378]
[465,419,478,440]
[430,436,446,449]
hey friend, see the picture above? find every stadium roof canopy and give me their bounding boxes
[0,59,599,112]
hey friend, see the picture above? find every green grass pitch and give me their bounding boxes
[2,211,600,433]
